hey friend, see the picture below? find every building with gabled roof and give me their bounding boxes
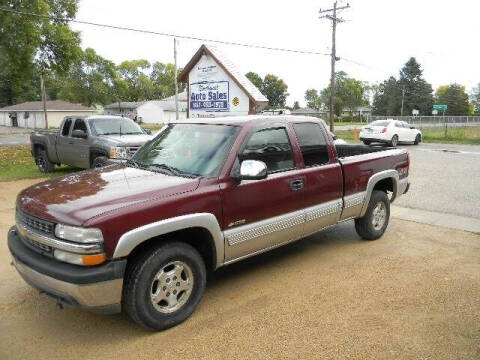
[178,44,268,118]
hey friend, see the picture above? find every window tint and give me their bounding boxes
[370,120,391,127]
[73,119,87,133]
[395,122,403,128]
[61,118,72,136]
[293,123,329,166]
[240,128,294,173]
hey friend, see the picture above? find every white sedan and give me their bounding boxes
[359,119,422,147]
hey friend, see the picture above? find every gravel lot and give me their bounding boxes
[0,180,479,359]
[395,143,480,219]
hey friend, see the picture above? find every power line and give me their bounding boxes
[0,7,331,57]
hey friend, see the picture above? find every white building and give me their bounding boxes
[178,44,268,118]
[0,100,97,128]
[104,92,188,124]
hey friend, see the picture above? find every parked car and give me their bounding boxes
[330,131,347,145]
[30,115,153,171]
[9,116,410,331]
[359,119,422,146]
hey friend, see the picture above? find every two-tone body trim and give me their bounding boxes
[340,192,366,221]
[360,170,400,217]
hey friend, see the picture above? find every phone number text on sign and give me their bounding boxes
[190,81,229,112]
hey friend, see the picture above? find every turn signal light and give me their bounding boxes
[82,253,107,266]
[381,127,387,133]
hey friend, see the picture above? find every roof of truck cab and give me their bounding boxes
[173,115,325,126]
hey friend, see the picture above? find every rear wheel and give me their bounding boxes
[36,149,54,173]
[91,156,108,168]
[362,140,371,145]
[123,241,206,331]
[355,190,390,240]
[390,135,398,147]
[414,134,421,145]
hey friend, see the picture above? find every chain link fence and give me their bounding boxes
[366,115,480,129]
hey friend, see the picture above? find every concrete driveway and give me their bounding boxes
[0,180,479,359]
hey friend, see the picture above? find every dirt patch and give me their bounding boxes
[0,179,479,359]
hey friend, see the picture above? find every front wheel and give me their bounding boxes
[36,149,54,173]
[92,156,108,168]
[123,241,206,331]
[355,190,390,240]
[390,135,399,147]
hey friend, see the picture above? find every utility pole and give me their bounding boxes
[173,38,179,121]
[319,1,350,132]
[401,85,405,116]
[40,73,49,129]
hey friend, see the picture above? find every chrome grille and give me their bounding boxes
[127,146,140,158]
[16,209,54,235]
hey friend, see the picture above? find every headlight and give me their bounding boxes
[110,146,128,159]
[55,224,103,243]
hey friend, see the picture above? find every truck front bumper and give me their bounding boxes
[8,226,126,314]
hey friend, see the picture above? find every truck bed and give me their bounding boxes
[335,144,392,158]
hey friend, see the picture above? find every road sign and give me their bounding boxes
[433,104,447,111]
[432,109,438,115]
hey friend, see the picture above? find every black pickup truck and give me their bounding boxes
[30,115,153,172]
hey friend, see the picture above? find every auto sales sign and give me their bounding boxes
[190,81,229,112]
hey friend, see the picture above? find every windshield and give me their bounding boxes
[131,123,238,177]
[89,117,145,135]
[369,120,391,127]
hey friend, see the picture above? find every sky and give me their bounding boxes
[72,0,480,107]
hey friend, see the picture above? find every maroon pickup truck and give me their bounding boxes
[8,116,410,330]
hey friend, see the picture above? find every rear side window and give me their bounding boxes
[61,118,72,136]
[73,119,87,133]
[370,120,391,127]
[240,128,294,173]
[293,123,330,166]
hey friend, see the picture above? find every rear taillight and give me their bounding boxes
[381,127,387,133]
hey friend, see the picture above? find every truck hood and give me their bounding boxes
[101,134,153,146]
[18,165,200,226]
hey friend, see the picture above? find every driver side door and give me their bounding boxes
[222,126,305,262]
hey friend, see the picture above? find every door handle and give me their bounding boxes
[290,179,304,191]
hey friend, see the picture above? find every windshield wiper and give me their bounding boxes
[148,164,198,178]
[123,132,143,135]
[98,132,120,135]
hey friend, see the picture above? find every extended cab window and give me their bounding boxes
[240,128,294,173]
[73,119,87,133]
[293,123,329,166]
[61,118,72,136]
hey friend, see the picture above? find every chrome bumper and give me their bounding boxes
[12,257,123,314]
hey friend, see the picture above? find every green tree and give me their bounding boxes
[292,101,300,110]
[261,74,289,108]
[304,89,321,109]
[0,0,81,106]
[372,77,402,115]
[398,57,433,115]
[471,83,480,115]
[116,60,154,101]
[318,72,368,116]
[435,84,470,116]
[245,72,263,92]
[57,48,117,106]
[150,62,185,99]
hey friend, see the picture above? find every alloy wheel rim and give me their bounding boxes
[150,260,194,314]
[372,201,387,230]
[392,136,398,146]
[38,157,46,171]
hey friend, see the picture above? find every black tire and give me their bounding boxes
[355,190,390,240]
[122,241,206,331]
[390,135,399,147]
[414,134,421,145]
[36,149,54,173]
[362,140,371,145]
[91,156,108,168]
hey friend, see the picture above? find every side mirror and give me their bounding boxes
[142,128,152,135]
[72,129,88,139]
[234,160,268,181]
